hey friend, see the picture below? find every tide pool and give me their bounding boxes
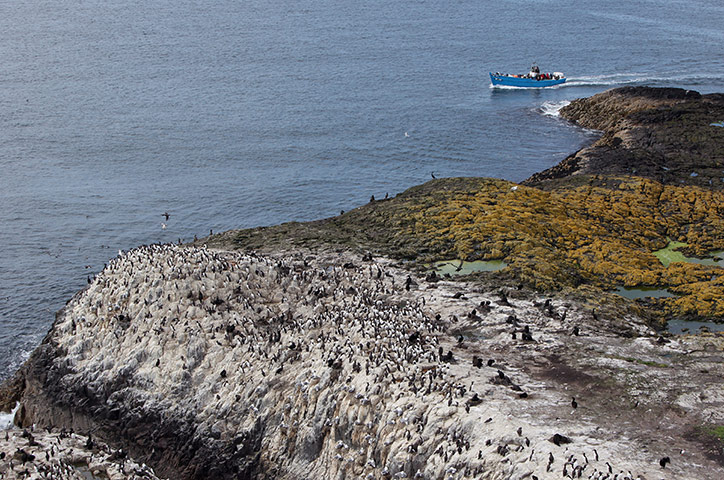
[667,318,724,335]
[430,259,507,276]
[612,286,676,300]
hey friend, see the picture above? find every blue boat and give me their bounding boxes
[490,64,566,88]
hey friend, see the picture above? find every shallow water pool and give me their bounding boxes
[429,259,507,276]
[667,318,724,335]
[612,286,676,299]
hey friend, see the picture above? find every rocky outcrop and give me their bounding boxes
[525,87,724,189]
[0,425,162,479]
[2,244,724,479]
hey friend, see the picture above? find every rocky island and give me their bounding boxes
[1,87,723,479]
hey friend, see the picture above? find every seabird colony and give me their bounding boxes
[11,243,704,479]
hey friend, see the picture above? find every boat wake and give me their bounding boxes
[565,72,724,88]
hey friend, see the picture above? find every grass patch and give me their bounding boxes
[707,425,724,442]
[609,354,669,368]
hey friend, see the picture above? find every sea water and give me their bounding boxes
[1,0,723,381]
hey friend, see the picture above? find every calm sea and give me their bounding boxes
[1,0,723,381]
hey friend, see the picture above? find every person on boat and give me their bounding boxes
[529,64,540,79]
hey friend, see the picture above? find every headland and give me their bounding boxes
[1,87,723,480]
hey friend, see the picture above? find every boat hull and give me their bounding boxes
[489,73,566,88]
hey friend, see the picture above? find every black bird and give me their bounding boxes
[659,456,670,468]
[487,358,495,367]
[498,291,511,306]
[162,212,170,221]
[468,393,482,406]
[571,396,578,409]
[431,172,436,179]
[550,433,572,446]
[522,325,533,341]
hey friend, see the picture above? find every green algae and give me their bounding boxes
[429,259,507,276]
[654,240,724,267]
[653,240,689,267]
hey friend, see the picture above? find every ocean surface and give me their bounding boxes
[1,0,723,381]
